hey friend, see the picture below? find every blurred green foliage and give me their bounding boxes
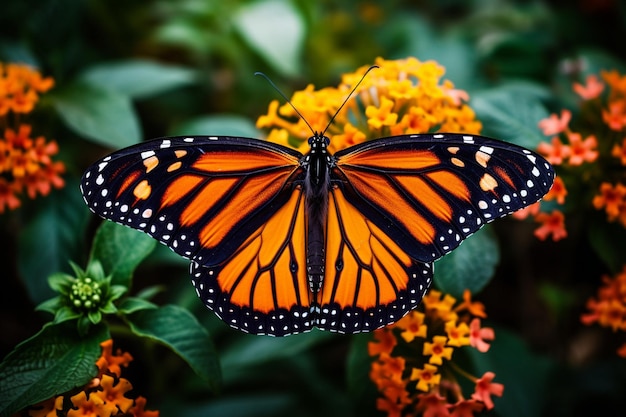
[1,0,626,416]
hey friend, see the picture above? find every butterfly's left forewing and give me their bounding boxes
[81,136,304,265]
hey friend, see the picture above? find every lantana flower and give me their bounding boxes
[0,63,64,213]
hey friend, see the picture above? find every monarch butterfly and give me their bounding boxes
[81,127,554,336]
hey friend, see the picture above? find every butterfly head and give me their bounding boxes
[308,133,330,148]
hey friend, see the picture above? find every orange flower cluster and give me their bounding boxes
[22,339,159,417]
[0,63,64,213]
[0,63,54,115]
[516,71,626,240]
[368,290,504,417]
[581,265,626,357]
[257,56,482,154]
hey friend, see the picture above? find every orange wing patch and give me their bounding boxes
[317,186,432,333]
[339,148,440,170]
[322,187,414,309]
[217,188,309,314]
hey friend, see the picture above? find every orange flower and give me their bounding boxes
[0,177,21,212]
[96,339,134,377]
[450,399,484,417]
[543,176,567,205]
[415,392,450,417]
[534,210,567,241]
[611,138,626,165]
[573,74,604,100]
[368,328,398,356]
[603,99,626,131]
[537,136,570,165]
[454,289,486,318]
[471,372,504,410]
[468,318,494,353]
[538,110,571,136]
[566,132,598,165]
[127,396,159,417]
[592,182,626,222]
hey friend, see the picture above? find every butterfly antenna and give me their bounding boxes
[255,72,316,136]
[321,65,379,136]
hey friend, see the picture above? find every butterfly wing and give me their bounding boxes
[315,184,433,333]
[81,136,312,335]
[314,132,554,333]
[190,186,313,336]
[333,133,555,263]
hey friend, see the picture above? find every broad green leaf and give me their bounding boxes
[49,80,141,148]
[170,114,261,138]
[435,226,499,297]
[234,0,305,76]
[79,60,197,99]
[0,322,109,417]
[89,221,156,287]
[17,180,90,304]
[471,84,550,149]
[127,305,221,392]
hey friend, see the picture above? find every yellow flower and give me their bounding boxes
[423,335,454,365]
[410,364,441,392]
[257,57,482,154]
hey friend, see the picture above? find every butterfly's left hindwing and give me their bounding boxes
[333,133,555,263]
[190,186,312,336]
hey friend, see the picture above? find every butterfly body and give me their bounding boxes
[81,133,554,336]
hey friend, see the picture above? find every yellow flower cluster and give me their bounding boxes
[368,290,503,417]
[257,56,482,153]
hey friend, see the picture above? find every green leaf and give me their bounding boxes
[49,80,141,148]
[35,296,62,314]
[17,180,90,304]
[171,114,261,139]
[435,226,499,298]
[346,334,378,415]
[127,305,221,392]
[52,307,80,324]
[233,0,305,76]
[89,221,156,287]
[0,322,109,417]
[78,60,198,99]
[117,297,158,314]
[471,83,550,149]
